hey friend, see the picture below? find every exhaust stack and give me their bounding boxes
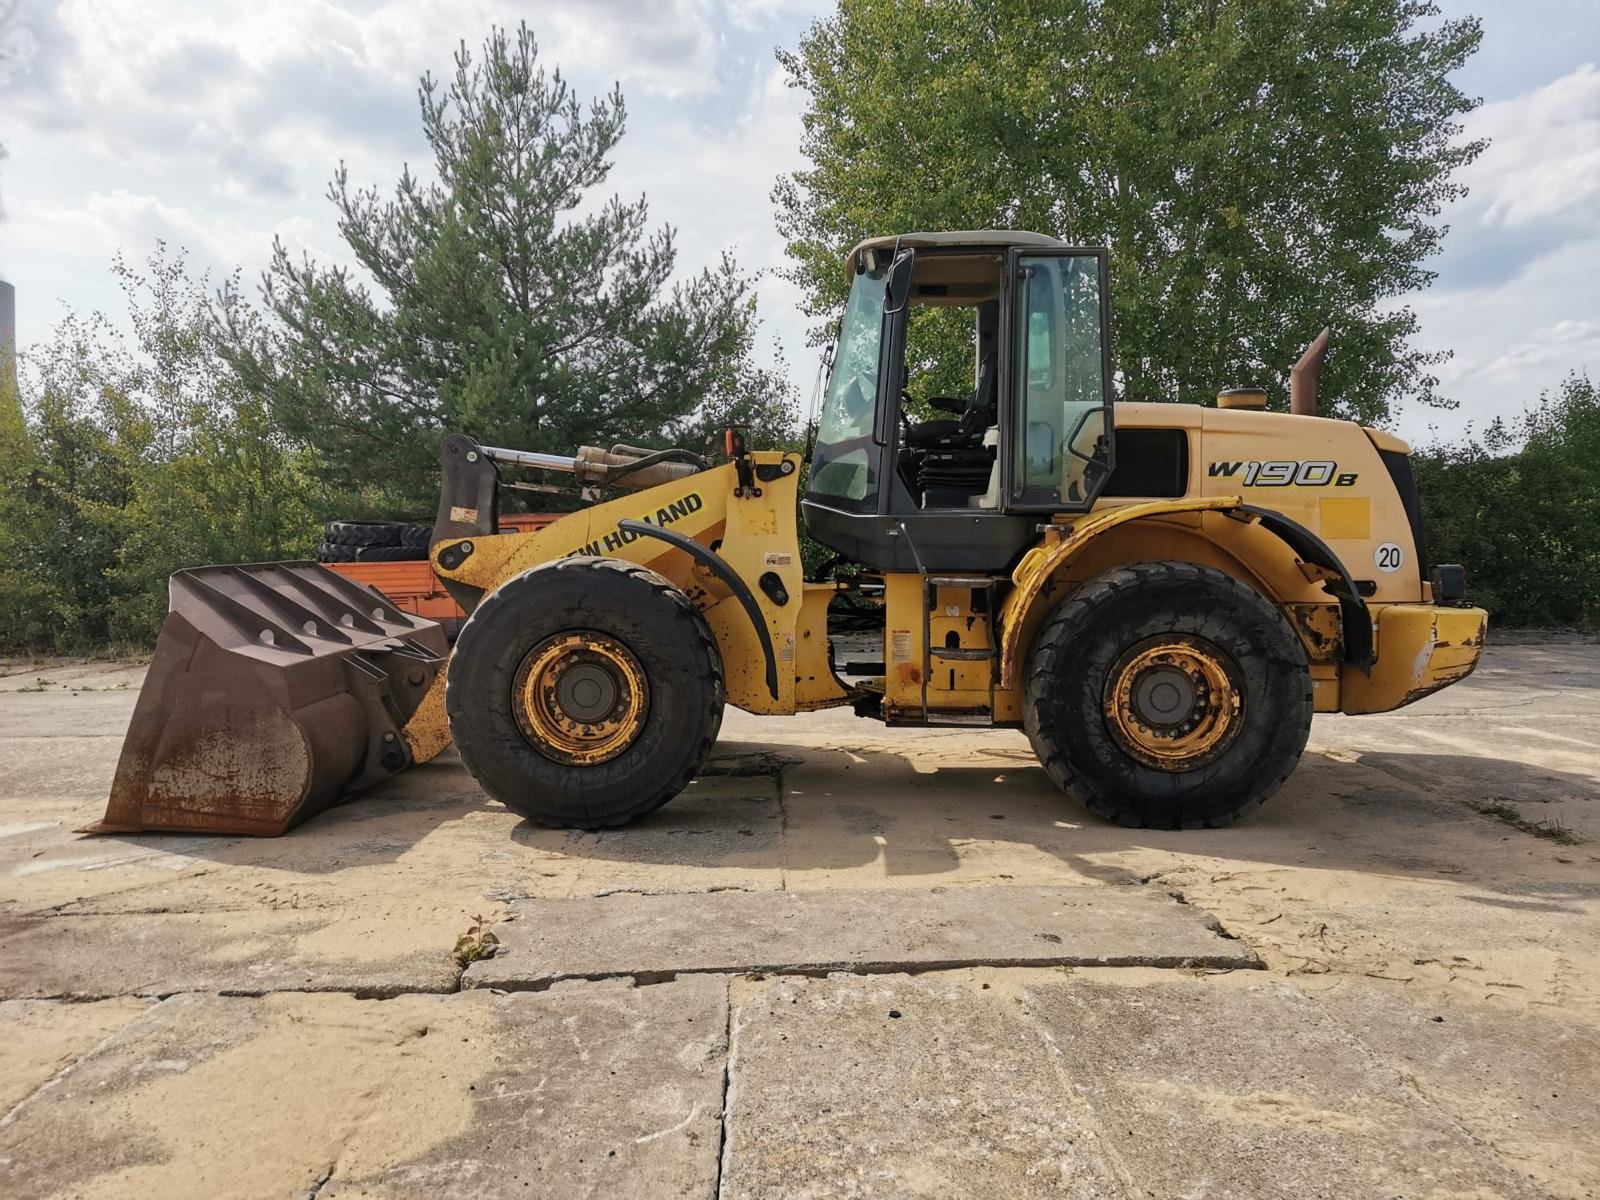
[1290,328,1330,417]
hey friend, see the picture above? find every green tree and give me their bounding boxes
[0,249,325,652]
[775,0,1483,422]
[218,24,793,515]
[1414,373,1600,628]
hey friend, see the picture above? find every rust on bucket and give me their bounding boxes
[86,561,448,837]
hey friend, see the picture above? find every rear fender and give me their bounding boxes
[997,497,1373,688]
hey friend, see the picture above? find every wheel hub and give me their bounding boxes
[512,632,648,765]
[555,663,619,723]
[1132,665,1195,725]
[1104,636,1243,771]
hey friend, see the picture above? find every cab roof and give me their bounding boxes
[845,230,1068,275]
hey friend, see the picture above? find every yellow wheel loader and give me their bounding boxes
[94,231,1486,837]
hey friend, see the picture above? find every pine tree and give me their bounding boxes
[219,24,791,512]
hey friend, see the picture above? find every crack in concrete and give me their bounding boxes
[297,1160,337,1200]
[713,976,736,1200]
[696,751,793,780]
[1163,886,1250,945]
[469,952,1265,994]
[1335,748,1585,848]
[37,902,267,917]
[0,997,161,1128]
[19,870,225,918]
[1014,986,1139,1197]
[589,885,757,898]
[14,977,461,1003]
[769,755,791,894]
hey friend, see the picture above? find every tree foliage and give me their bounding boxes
[1414,373,1600,628]
[218,24,793,515]
[0,250,325,652]
[776,0,1483,422]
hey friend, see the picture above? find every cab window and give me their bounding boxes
[1011,255,1110,506]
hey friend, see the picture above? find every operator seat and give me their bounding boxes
[903,353,997,450]
[913,353,998,507]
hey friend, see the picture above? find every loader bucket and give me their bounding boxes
[87,562,448,837]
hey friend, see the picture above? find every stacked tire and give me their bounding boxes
[316,521,433,563]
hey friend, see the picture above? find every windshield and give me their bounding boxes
[807,264,886,511]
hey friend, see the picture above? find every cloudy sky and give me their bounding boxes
[0,0,1594,444]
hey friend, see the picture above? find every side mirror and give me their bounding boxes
[883,247,916,314]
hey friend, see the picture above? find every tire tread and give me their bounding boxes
[447,556,724,829]
[1023,561,1312,829]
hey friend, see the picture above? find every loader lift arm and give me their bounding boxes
[618,519,781,701]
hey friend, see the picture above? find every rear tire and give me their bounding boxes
[398,523,432,549]
[1023,561,1311,829]
[316,541,359,563]
[352,544,428,562]
[447,557,725,829]
[325,520,402,547]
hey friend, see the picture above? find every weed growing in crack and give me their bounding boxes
[451,915,501,967]
[1473,801,1581,845]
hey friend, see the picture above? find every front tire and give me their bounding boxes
[1023,561,1311,828]
[447,557,724,829]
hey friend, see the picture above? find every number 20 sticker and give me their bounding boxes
[1374,542,1404,573]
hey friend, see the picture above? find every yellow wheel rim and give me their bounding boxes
[512,632,648,766]
[1104,636,1242,771]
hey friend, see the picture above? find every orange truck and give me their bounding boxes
[323,513,556,636]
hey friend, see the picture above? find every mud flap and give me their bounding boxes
[86,562,448,837]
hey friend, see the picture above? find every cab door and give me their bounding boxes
[1000,248,1116,511]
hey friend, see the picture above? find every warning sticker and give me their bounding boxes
[780,632,796,662]
[449,506,478,524]
[890,631,912,663]
[764,552,794,568]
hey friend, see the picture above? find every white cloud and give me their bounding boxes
[1481,319,1600,380]
[607,62,815,376]
[6,0,739,190]
[0,0,820,348]
[0,0,1589,450]
[722,0,827,33]
[541,0,722,99]
[1459,62,1600,233]
[1399,235,1600,441]
[1396,63,1600,442]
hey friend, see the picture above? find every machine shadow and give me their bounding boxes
[71,755,499,876]
[74,741,1594,896]
[512,738,1599,897]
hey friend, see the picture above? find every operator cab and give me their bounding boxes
[804,231,1115,572]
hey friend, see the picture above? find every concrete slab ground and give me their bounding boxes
[2,642,1597,1197]
[0,980,727,1199]
[466,884,1258,991]
[720,970,1551,1199]
[1013,970,1547,1199]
